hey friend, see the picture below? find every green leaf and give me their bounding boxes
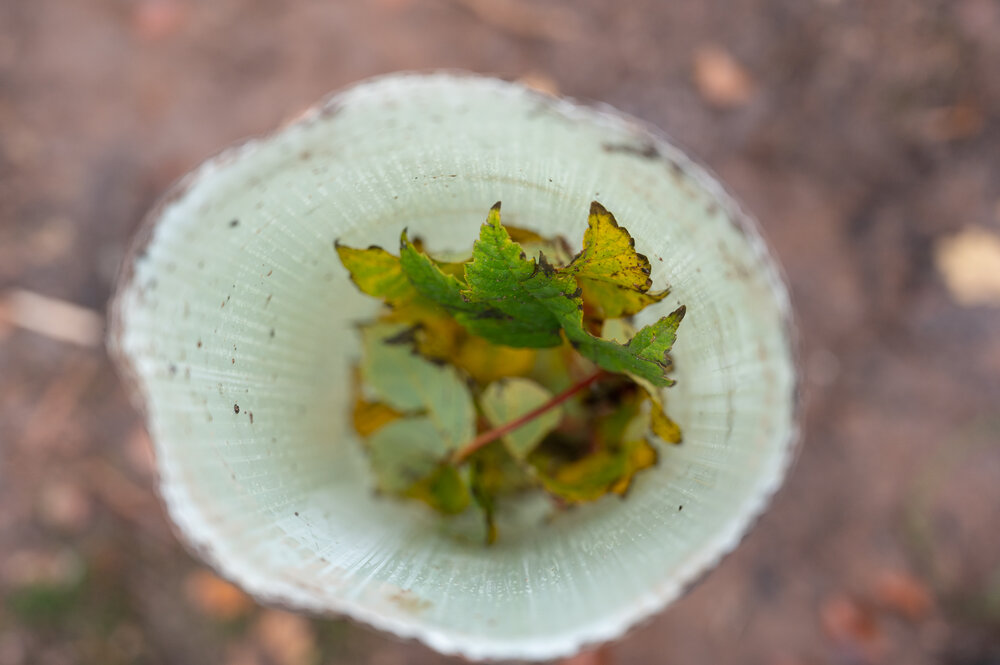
[464,203,684,385]
[530,397,658,503]
[391,203,684,386]
[627,305,686,365]
[534,437,658,503]
[461,204,685,386]
[565,202,669,318]
[398,231,474,312]
[519,256,685,386]
[480,378,563,459]
[399,219,562,348]
[367,417,471,513]
[469,468,498,544]
[601,318,683,444]
[367,418,454,493]
[339,201,685,536]
[360,323,476,447]
[460,203,564,346]
[468,443,536,544]
[405,463,471,515]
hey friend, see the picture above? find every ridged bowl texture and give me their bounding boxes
[110,72,798,662]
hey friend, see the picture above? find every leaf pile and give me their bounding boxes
[337,202,685,542]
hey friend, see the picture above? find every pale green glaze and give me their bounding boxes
[110,73,798,661]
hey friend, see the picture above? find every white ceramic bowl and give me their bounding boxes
[109,72,799,661]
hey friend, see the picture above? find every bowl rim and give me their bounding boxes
[107,69,803,662]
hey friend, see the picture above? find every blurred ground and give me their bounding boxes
[2,0,1000,664]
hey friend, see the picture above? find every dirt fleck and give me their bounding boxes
[388,589,431,614]
[602,141,660,160]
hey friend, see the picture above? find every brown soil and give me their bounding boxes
[2,1,999,664]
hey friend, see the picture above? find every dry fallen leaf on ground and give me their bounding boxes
[874,570,934,621]
[131,0,189,41]
[693,44,756,108]
[820,594,885,662]
[934,227,1000,306]
[449,0,585,43]
[2,549,85,588]
[905,104,985,143]
[516,71,561,96]
[183,569,255,620]
[559,648,612,665]
[223,641,264,665]
[253,610,317,665]
[37,480,92,533]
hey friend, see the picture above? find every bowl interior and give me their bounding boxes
[112,73,797,661]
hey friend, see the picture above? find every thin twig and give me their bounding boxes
[452,369,606,464]
[0,288,103,347]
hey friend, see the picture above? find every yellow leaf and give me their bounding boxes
[376,309,537,385]
[391,311,536,384]
[609,438,658,495]
[650,407,682,444]
[632,377,682,445]
[579,279,667,320]
[352,397,403,437]
[335,243,419,307]
[410,311,465,361]
[454,335,536,384]
[350,366,403,436]
[535,436,658,503]
[505,225,546,245]
[566,202,669,319]
[540,451,625,502]
[531,393,658,503]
